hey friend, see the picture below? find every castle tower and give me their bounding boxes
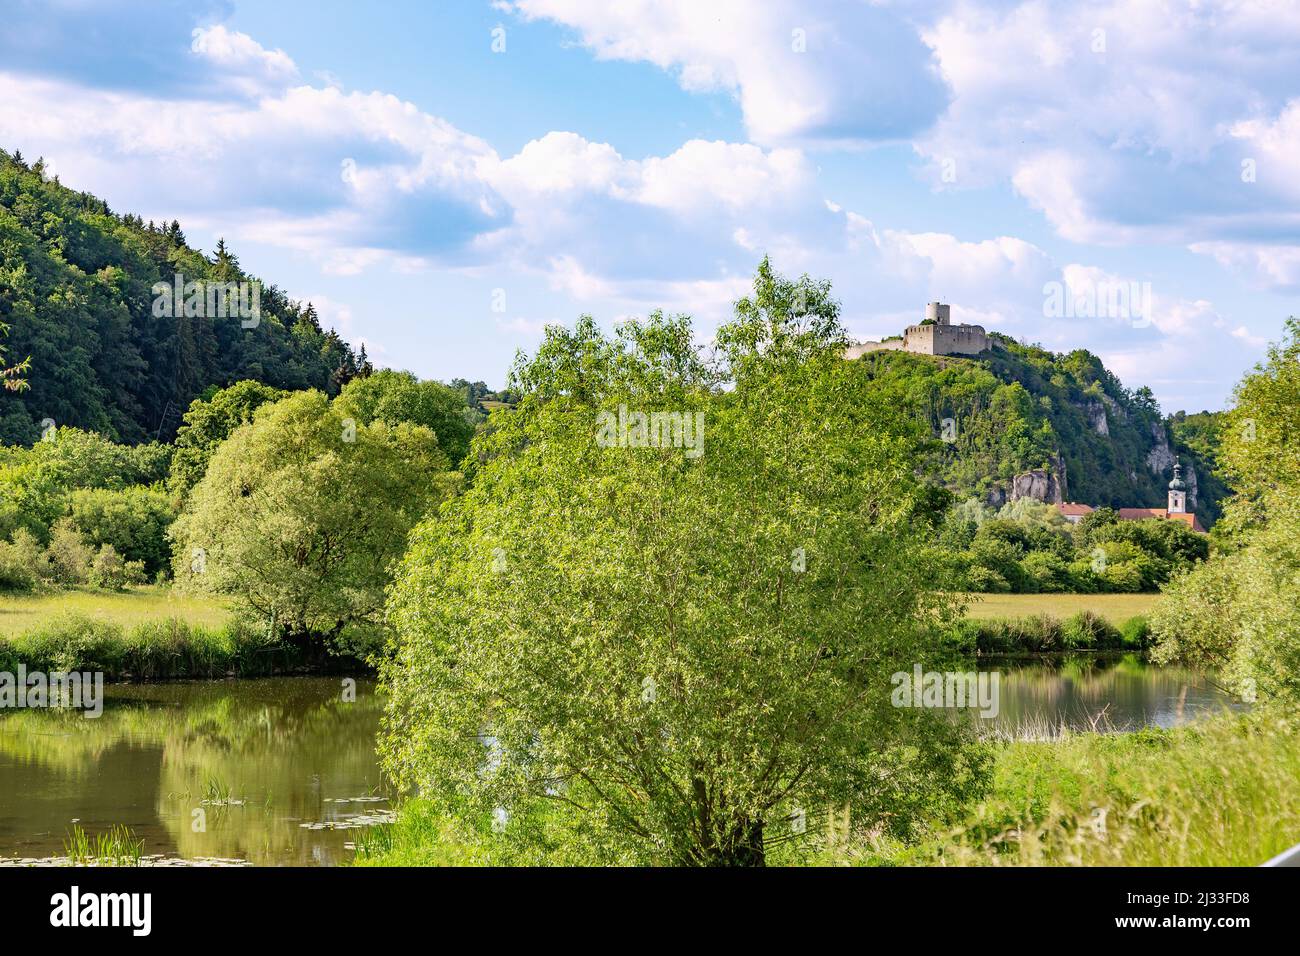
[926,302,951,326]
[1168,459,1187,514]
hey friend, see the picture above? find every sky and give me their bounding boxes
[3,0,1299,413]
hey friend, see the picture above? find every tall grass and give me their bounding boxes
[0,611,342,679]
[63,824,145,866]
[867,714,1300,866]
[940,611,1148,654]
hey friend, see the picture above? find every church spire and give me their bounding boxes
[1167,459,1187,514]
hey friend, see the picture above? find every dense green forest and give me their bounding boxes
[0,148,367,444]
[851,337,1225,524]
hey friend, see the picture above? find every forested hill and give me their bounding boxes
[0,148,366,444]
[850,334,1227,524]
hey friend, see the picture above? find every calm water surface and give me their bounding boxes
[978,653,1243,734]
[0,658,1242,865]
[0,677,388,866]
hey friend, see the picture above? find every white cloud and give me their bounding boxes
[499,0,949,144]
[190,25,299,96]
[916,0,1300,285]
[1189,241,1300,293]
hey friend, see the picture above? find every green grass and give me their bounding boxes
[357,715,1300,868]
[0,584,230,637]
[63,823,145,866]
[863,714,1300,867]
[960,592,1158,624]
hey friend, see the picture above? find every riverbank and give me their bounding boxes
[942,611,1150,654]
[867,712,1300,866]
[0,612,367,679]
[0,586,376,678]
[353,714,1299,867]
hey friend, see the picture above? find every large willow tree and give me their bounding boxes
[380,261,986,865]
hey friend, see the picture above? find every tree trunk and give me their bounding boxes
[699,819,765,866]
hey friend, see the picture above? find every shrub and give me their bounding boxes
[67,485,176,577]
[45,517,93,585]
[965,564,1010,593]
[1021,551,1071,593]
[0,528,51,591]
[1119,615,1151,650]
[86,544,146,591]
[1061,610,1122,650]
[8,612,126,672]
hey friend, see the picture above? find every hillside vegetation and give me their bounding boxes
[852,336,1223,524]
[0,147,366,444]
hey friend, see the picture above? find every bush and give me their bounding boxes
[67,485,176,577]
[1060,610,1122,650]
[45,518,93,585]
[7,612,126,672]
[86,544,146,591]
[946,612,1124,653]
[1119,615,1151,650]
[2,613,351,679]
[0,528,51,592]
[965,564,1011,593]
[1021,551,1071,592]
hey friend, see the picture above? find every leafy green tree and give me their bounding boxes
[170,390,454,655]
[0,315,29,392]
[380,263,987,866]
[1152,319,1300,706]
[45,518,93,585]
[67,485,175,577]
[0,427,170,540]
[168,380,286,496]
[335,369,477,466]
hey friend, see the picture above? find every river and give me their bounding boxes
[0,656,1242,865]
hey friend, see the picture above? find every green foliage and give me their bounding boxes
[67,485,175,575]
[0,427,170,541]
[64,824,144,867]
[848,335,1222,522]
[874,715,1300,866]
[168,380,286,496]
[0,151,363,443]
[43,518,93,585]
[169,390,454,654]
[952,497,1205,594]
[86,543,146,591]
[335,369,476,467]
[1151,319,1300,708]
[0,528,48,591]
[0,610,311,679]
[381,262,988,866]
[945,611,1125,654]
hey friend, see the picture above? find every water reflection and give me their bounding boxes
[0,660,1245,865]
[0,678,388,866]
[976,653,1244,736]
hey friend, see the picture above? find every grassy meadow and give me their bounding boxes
[960,591,1159,624]
[0,585,230,637]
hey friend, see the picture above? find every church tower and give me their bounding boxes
[1168,459,1187,514]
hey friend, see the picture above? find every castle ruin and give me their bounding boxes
[845,302,990,359]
